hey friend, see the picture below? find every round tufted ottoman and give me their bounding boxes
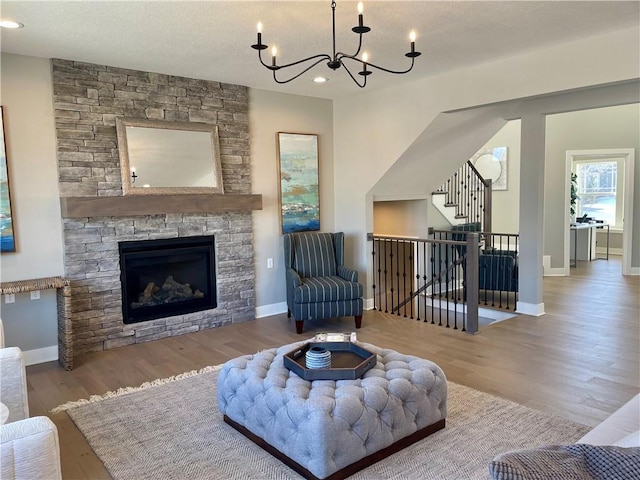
[217,341,447,480]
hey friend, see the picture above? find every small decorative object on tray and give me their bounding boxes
[283,339,375,381]
[314,332,357,343]
[305,346,331,369]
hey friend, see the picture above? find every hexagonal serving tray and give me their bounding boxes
[283,341,377,381]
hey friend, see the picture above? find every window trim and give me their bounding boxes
[572,157,624,229]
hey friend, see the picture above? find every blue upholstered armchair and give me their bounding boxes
[450,223,519,293]
[284,232,363,334]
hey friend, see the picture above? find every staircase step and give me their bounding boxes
[431,191,447,195]
[455,215,469,219]
[444,203,458,207]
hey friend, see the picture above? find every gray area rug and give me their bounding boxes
[54,365,590,480]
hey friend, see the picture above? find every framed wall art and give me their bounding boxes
[277,133,320,234]
[471,146,508,191]
[0,106,16,253]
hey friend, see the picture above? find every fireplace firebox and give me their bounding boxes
[118,236,216,324]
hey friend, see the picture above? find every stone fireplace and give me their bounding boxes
[52,59,260,365]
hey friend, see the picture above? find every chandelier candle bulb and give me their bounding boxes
[357,1,364,27]
[359,52,372,77]
[410,30,416,53]
[252,21,268,50]
[271,46,277,66]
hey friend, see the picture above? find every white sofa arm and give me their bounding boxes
[578,393,640,446]
[0,347,29,423]
[0,416,62,480]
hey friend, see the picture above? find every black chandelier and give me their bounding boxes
[251,1,421,88]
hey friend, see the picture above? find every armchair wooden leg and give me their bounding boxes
[287,309,291,318]
[295,320,304,334]
[355,315,362,329]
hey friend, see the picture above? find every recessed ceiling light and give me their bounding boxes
[313,77,328,84]
[0,20,24,29]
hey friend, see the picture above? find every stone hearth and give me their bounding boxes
[53,59,256,363]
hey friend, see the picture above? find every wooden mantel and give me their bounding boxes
[60,194,263,218]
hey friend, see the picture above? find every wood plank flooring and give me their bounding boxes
[25,256,639,479]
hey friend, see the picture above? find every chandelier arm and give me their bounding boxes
[341,56,417,75]
[258,49,331,71]
[340,62,367,88]
[272,57,332,84]
[274,53,333,70]
[334,36,364,61]
[336,32,364,61]
[257,49,273,69]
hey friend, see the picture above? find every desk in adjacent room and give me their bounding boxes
[570,222,610,267]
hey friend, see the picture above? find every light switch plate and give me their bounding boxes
[4,294,15,304]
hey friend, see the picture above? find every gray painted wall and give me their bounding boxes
[0,54,63,353]
[0,290,57,352]
[250,89,334,313]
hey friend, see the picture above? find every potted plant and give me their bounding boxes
[570,172,579,222]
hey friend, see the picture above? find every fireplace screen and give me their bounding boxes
[118,236,216,324]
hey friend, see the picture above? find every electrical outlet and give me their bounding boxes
[267,258,274,269]
[30,290,41,300]
[4,294,15,304]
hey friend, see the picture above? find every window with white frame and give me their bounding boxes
[573,158,624,228]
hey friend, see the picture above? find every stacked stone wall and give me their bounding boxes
[52,59,254,356]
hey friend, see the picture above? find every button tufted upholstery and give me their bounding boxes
[217,341,447,480]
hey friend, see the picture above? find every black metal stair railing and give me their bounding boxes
[369,233,480,334]
[431,228,520,311]
[434,160,492,233]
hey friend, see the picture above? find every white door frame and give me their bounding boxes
[564,148,635,275]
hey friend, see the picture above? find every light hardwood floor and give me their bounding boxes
[25,256,639,479]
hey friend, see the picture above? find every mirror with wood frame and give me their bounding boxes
[116,118,223,195]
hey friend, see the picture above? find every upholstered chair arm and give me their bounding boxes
[337,265,358,282]
[286,268,301,287]
[0,347,29,423]
[0,416,62,480]
[285,268,302,310]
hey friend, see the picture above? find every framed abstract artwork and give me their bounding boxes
[471,146,508,191]
[277,133,320,234]
[0,106,16,253]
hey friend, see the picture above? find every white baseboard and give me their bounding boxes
[23,345,58,366]
[627,266,640,276]
[596,247,623,255]
[543,255,567,276]
[364,298,374,310]
[544,267,567,276]
[255,302,287,318]
[516,301,545,316]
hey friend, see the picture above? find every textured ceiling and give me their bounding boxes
[1,1,639,99]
